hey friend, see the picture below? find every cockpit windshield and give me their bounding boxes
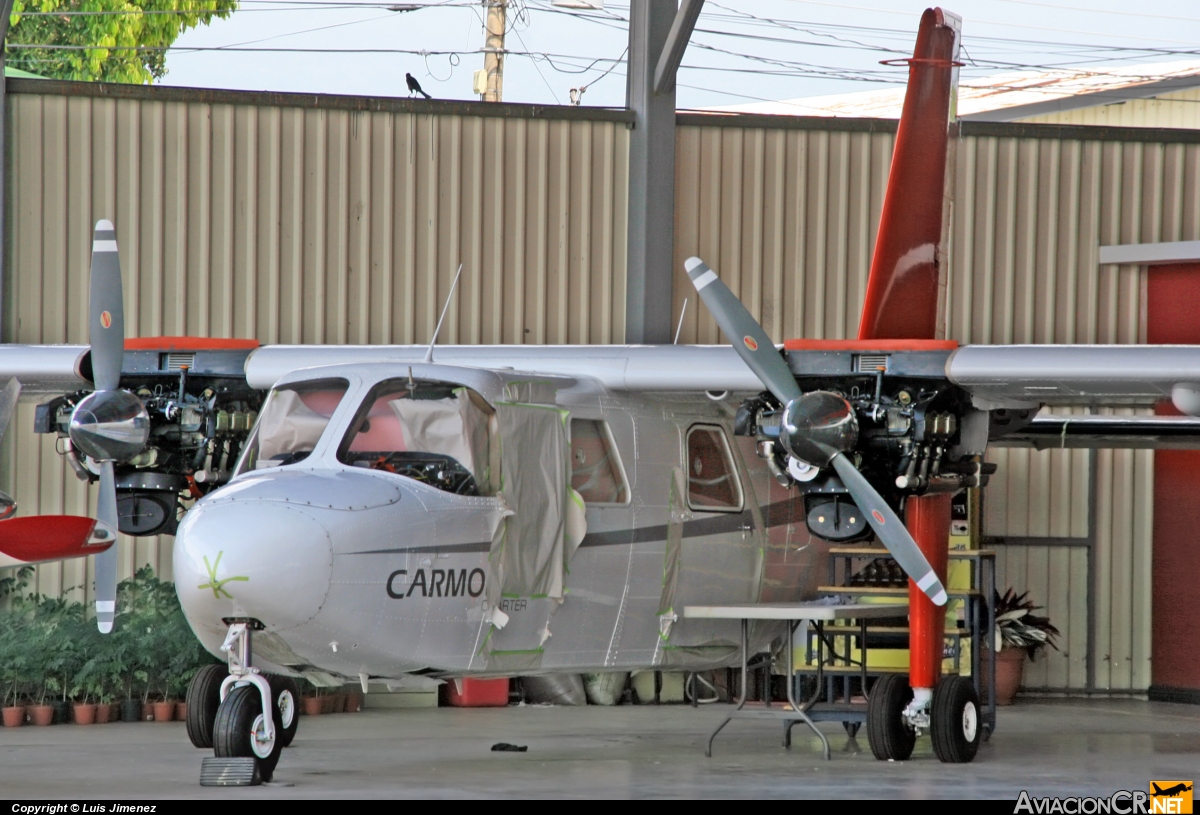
[235,378,349,474]
[338,379,497,496]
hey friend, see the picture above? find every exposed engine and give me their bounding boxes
[733,347,996,543]
[34,346,264,537]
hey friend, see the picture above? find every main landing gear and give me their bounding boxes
[189,619,298,785]
[866,674,981,763]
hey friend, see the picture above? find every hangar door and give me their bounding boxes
[1148,263,1200,702]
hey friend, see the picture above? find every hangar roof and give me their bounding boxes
[708,60,1200,123]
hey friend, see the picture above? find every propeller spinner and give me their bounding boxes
[684,256,948,607]
[67,220,150,633]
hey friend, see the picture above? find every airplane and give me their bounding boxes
[5,7,1200,781]
[1152,783,1194,798]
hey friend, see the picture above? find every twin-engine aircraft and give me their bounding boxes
[4,7,1200,780]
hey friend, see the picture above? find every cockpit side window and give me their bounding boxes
[235,378,349,474]
[337,379,497,496]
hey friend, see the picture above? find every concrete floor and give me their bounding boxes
[1,699,1197,799]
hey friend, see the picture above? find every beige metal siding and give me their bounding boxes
[2,87,630,602]
[1020,88,1200,130]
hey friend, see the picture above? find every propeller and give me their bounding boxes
[684,256,947,606]
[67,221,150,633]
[0,377,21,520]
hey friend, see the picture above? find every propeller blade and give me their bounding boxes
[685,257,801,405]
[89,220,125,392]
[95,460,118,633]
[0,378,21,521]
[829,453,947,606]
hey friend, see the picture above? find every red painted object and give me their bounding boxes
[446,678,509,707]
[0,515,110,564]
[124,336,260,351]
[905,494,952,691]
[1147,263,1200,695]
[857,8,959,341]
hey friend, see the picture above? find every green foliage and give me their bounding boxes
[0,564,218,708]
[6,0,238,84]
[994,588,1061,661]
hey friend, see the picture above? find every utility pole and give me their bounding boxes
[483,1,506,103]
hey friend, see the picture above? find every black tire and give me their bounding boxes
[185,664,228,749]
[867,674,917,761]
[931,675,982,763]
[213,684,283,783]
[267,675,301,748]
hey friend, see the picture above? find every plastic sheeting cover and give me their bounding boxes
[256,389,338,465]
[486,402,577,605]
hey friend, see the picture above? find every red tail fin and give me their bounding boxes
[857,8,961,341]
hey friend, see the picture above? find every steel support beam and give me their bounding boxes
[653,0,704,95]
[0,0,14,343]
[625,1,677,345]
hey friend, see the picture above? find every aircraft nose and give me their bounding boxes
[174,499,333,631]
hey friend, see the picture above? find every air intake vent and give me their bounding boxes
[855,354,890,373]
[161,352,196,372]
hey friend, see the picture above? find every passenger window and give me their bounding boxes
[338,379,496,496]
[570,419,628,504]
[686,425,742,511]
[237,378,349,473]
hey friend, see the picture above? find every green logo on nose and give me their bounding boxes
[198,551,249,599]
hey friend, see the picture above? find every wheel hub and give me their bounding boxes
[961,700,978,742]
[250,713,276,759]
[278,689,295,730]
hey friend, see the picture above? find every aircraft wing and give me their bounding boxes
[947,345,1200,410]
[0,345,91,393]
[244,344,764,392]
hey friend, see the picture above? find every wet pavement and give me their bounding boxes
[1,699,1197,799]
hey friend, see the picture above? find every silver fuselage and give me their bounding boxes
[173,362,825,681]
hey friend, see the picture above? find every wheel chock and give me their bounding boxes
[200,756,261,786]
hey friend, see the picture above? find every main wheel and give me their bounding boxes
[185,664,228,749]
[931,675,981,763]
[867,674,917,761]
[213,684,283,783]
[268,675,301,748]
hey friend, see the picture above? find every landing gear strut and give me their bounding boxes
[199,620,290,784]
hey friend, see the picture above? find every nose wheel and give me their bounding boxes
[213,684,283,782]
[198,619,297,786]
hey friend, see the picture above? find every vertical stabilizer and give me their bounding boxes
[857,8,961,341]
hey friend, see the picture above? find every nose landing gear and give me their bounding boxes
[196,620,295,786]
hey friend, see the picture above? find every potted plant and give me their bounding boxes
[0,602,30,727]
[987,588,1061,705]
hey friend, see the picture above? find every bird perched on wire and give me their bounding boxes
[406,73,432,100]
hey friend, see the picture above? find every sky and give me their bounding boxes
[156,0,1200,109]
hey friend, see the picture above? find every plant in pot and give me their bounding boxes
[0,602,31,727]
[987,588,1061,705]
[37,595,93,725]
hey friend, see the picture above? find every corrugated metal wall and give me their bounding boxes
[7,84,1200,691]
